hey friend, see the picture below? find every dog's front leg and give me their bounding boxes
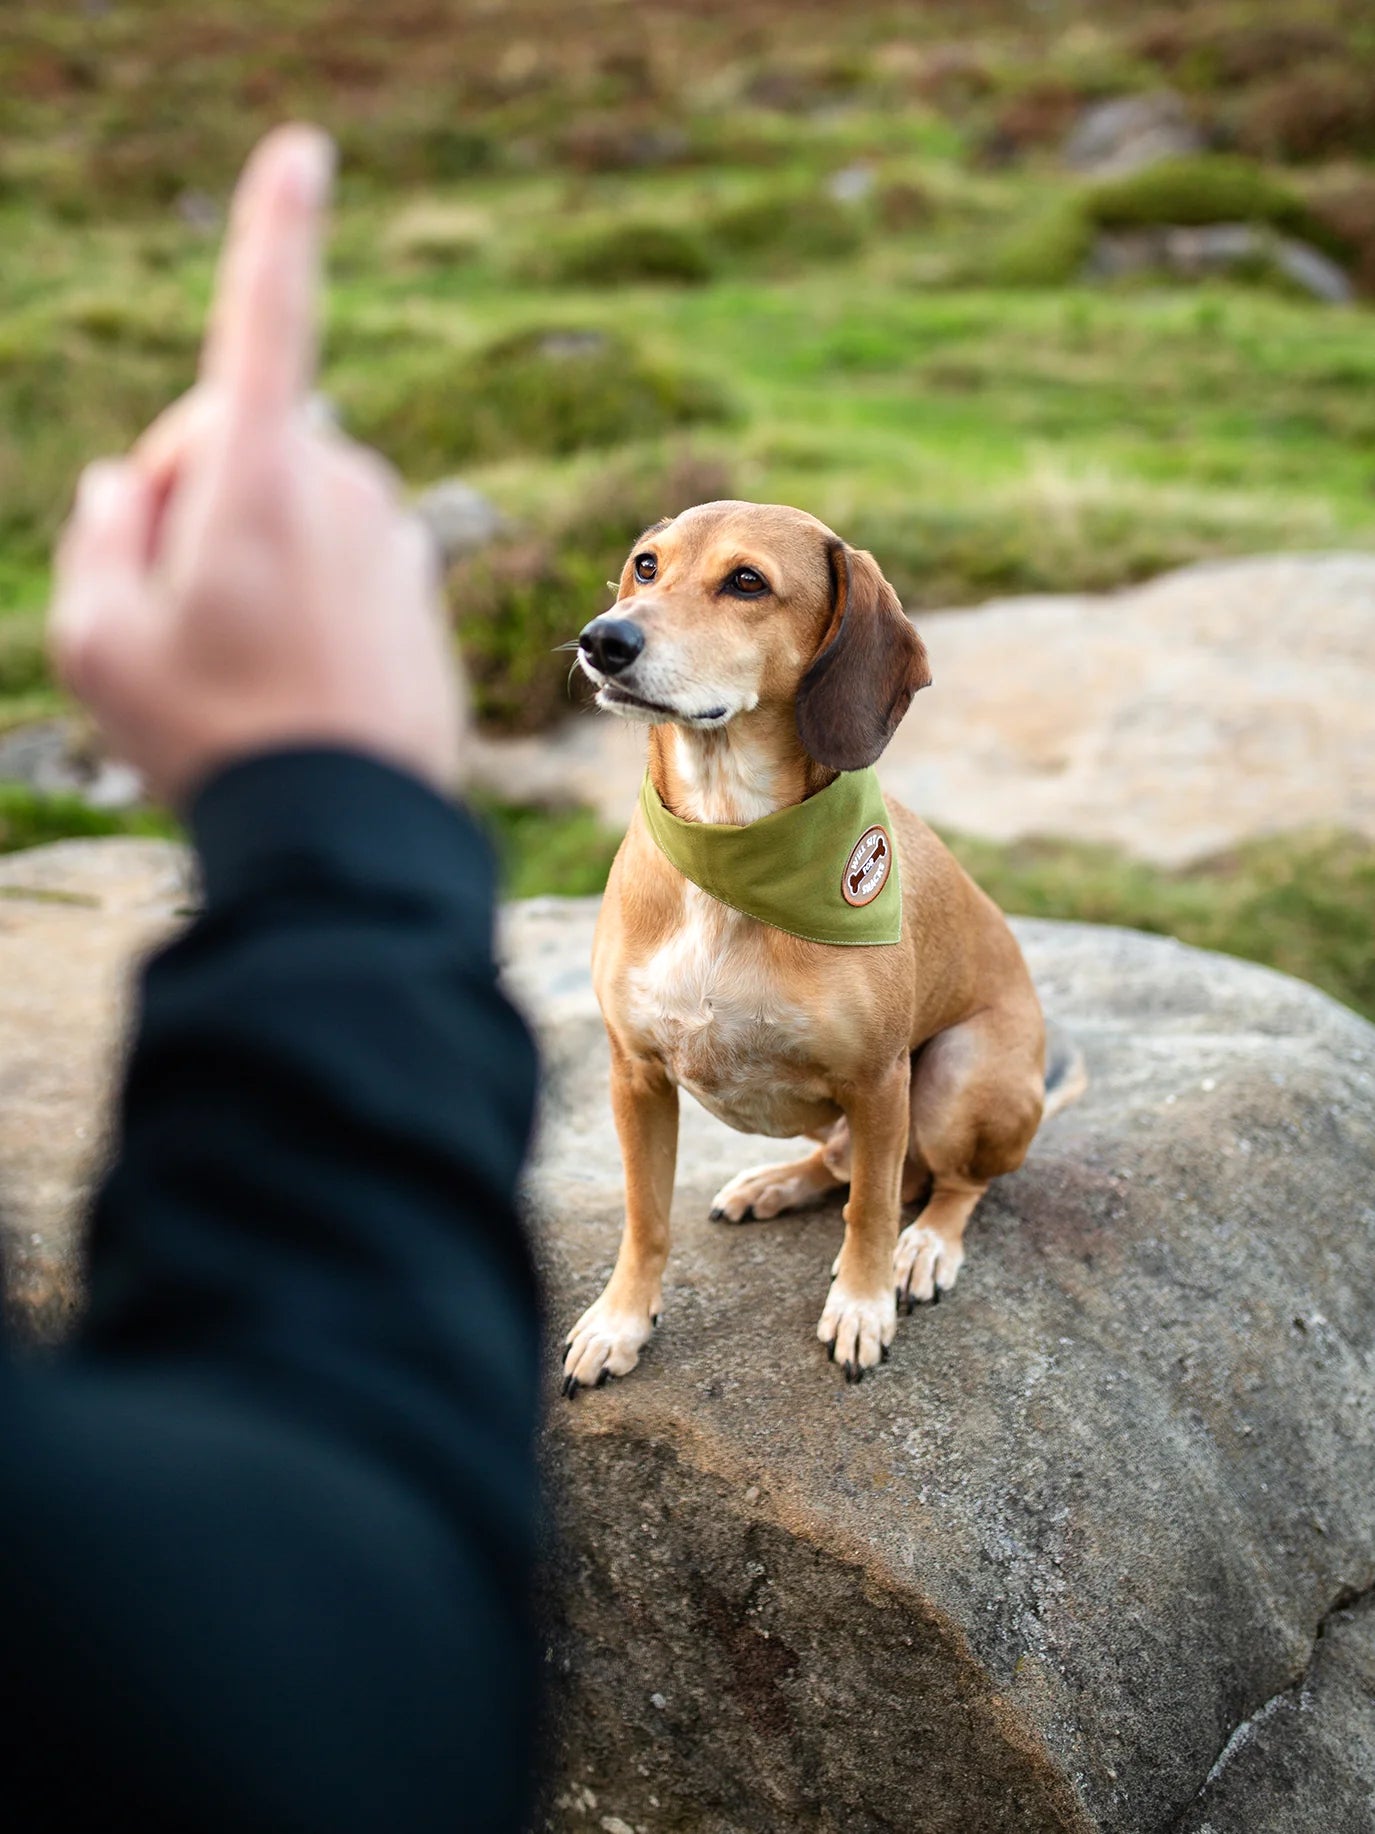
[816,1052,910,1382]
[562,1039,679,1395]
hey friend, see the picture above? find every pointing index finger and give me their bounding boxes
[201,125,334,425]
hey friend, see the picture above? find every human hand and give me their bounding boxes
[50,126,462,808]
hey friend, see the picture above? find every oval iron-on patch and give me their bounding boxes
[842,824,892,907]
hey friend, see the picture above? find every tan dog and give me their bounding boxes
[562,501,1085,1391]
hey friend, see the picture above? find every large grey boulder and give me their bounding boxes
[0,846,1370,1831]
[508,898,1375,1834]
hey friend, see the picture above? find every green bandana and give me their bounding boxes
[639,766,901,946]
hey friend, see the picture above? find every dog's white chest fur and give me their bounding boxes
[625,889,829,1136]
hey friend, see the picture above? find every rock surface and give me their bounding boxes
[1063,92,1204,177]
[0,839,189,1334]
[1086,224,1354,304]
[1,845,1372,1831]
[1175,1594,1375,1834]
[509,896,1375,1833]
[469,555,1375,866]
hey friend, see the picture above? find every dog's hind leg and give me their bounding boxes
[894,1009,1043,1309]
[709,1145,843,1223]
[893,1177,985,1309]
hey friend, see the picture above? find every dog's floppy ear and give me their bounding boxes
[796,540,931,770]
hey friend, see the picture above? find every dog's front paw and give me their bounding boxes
[562,1295,657,1397]
[894,1223,965,1311]
[816,1281,895,1383]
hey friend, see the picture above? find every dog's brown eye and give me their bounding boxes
[633,553,657,582]
[730,566,767,595]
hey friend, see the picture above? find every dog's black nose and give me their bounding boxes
[579,616,644,677]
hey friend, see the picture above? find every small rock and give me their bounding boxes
[1085,227,1172,280]
[412,481,508,567]
[827,163,875,204]
[536,330,611,362]
[1084,223,1354,304]
[0,721,144,810]
[1064,91,1204,177]
[1272,237,1354,305]
[1165,223,1267,277]
[81,760,145,811]
[0,724,73,791]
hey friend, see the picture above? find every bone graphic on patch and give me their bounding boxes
[850,835,886,895]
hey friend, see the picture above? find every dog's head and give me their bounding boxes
[577,500,931,770]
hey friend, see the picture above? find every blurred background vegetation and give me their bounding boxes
[2,0,1373,1014]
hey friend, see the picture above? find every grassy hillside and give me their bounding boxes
[2,0,1374,1012]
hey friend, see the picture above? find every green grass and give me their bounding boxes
[473,796,625,900]
[946,827,1375,1022]
[1,0,1373,1018]
[0,787,178,854]
[3,57,1375,672]
[339,325,734,478]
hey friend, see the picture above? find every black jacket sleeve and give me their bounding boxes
[0,749,542,1834]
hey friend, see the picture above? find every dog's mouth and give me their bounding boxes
[598,682,730,725]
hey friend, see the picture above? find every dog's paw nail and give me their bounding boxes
[880,1342,890,1363]
[709,1206,725,1221]
[561,1374,578,1399]
[826,1339,837,1362]
[931,1286,942,1306]
[741,1204,755,1221]
[906,1294,916,1315]
[843,1359,861,1384]
[651,1312,661,1327]
[595,1368,609,1388]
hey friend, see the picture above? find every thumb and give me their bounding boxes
[51,459,158,702]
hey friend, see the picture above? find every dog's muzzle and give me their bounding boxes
[579,616,644,678]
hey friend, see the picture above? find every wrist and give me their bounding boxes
[189,746,495,944]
